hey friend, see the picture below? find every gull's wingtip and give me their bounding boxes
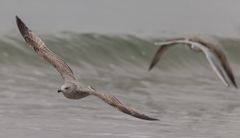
[15,15,29,37]
[148,57,158,71]
[148,64,154,71]
[15,15,19,20]
[144,117,159,121]
[148,42,161,71]
[15,15,22,25]
[233,83,238,89]
[231,78,238,89]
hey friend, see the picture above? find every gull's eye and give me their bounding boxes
[65,87,69,90]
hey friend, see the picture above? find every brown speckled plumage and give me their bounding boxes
[16,16,158,121]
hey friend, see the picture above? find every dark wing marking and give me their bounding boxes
[84,87,158,121]
[149,38,187,70]
[16,16,75,81]
[190,37,238,88]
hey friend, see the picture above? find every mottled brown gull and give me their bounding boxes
[16,16,158,121]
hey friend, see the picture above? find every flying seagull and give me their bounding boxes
[16,16,158,121]
[149,37,238,88]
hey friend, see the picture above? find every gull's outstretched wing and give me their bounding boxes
[16,16,75,81]
[83,87,158,121]
[189,37,238,88]
[149,37,187,70]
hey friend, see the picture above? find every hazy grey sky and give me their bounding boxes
[1,0,240,37]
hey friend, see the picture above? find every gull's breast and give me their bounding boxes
[62,91,89,99]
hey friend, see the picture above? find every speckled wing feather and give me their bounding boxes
[16,16,75,81]
[84,87,158,121]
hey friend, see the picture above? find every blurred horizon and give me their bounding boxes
[1,0,240,37]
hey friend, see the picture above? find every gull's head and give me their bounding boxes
[57,82,76,94]
[190,44,196,49]
[189,43,202,52]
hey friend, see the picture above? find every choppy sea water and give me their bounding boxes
[1,33,240,138]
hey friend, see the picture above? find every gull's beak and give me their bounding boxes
[57,89,62,93]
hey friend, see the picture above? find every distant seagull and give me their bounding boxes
[149,37,238,88]
[16,16,158,121]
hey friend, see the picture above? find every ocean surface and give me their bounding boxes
[1,33,240,138]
